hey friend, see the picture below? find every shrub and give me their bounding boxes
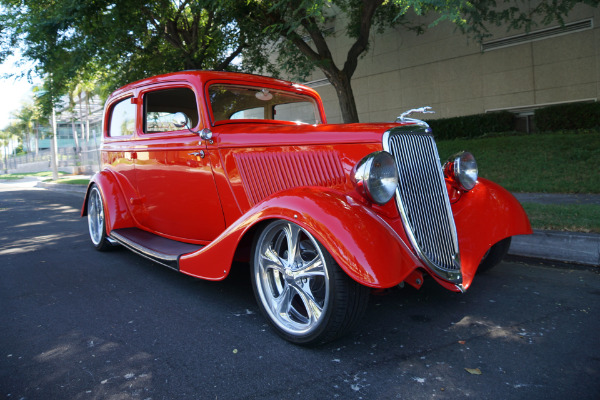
[534,102,600,132]
[426,111,514,140]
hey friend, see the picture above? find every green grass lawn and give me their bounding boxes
[51,178,90,185]
[0,171,69,180]
[436,130,600,194]
[521,203,600,233]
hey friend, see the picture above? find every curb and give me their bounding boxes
[36,181,87,194]
[509,230,600,267]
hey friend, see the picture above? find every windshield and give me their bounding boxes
[208,84,322,125]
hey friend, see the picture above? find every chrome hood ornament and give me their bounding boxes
[396,106,435,126]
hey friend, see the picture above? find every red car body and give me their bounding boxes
[83,71,531,344]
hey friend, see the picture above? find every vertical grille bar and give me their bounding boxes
[383,126,461,283]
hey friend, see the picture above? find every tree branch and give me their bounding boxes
[216,43,245,70]
[343,0,384,77]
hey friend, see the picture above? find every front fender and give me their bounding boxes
[179,187,421,287]
[455,178,532,290]
[81,170,134,232]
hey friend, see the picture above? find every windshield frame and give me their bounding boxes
[206,83,324,127]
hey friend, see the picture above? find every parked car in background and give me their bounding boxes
[83,71,531,345]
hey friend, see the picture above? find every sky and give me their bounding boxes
[0,55,39,129]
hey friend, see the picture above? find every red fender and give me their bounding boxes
[453,178,532,290]
[81,170,134,232]
[179,187,422,288]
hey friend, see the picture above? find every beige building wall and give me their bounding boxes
[303,4,600,124]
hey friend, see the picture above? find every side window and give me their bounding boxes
[109,98,136,137]
[144,87,199,133]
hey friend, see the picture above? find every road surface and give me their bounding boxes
[1,184,599,399]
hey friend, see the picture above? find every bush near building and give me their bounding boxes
[534,102,600,132]
[426,101,600,139]
[426,112,515,140]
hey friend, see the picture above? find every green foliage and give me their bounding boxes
[1,0,597,123]
[534,102,600,132]
[427,111,515,140]
[436,130,600,194]
[248,0,598,123]
[0,0,271,113]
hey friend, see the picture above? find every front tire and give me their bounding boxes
[87,184,111,251]
[251,220,369,345]
[478,237,511,273]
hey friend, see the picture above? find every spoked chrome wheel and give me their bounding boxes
[87,185,110,251]
[251,220,370,345]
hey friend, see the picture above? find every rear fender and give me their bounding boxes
[81,170,134,232]
[455,178,532,290]
[179,187,421,287]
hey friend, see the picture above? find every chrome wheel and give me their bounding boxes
[253,220,330,337]
[252,219,370,345]
[87,185,110,250]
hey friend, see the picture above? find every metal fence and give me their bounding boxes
[1,140,101,175]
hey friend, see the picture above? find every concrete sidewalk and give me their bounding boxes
[510,192,600,266]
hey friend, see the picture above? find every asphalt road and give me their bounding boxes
[1,185,599,400]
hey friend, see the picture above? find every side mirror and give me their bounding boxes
[171,111,212,140]
[172,112,190,129]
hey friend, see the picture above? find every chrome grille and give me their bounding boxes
[383,126,461,283]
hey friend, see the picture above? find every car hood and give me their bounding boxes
[211,122,409,148]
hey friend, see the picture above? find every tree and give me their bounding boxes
[11,102,36,161]
[0,128,16,173]
[247,0,599,123]
[0,0,270,98]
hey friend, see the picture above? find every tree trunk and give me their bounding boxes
[329,72,359,123]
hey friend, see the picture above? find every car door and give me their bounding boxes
[103,95,139,215]
[133,84,225,243]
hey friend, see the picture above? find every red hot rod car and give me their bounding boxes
[82,71,531,345]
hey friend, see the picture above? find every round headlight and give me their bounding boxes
[444,151,478,191]
[353,151,399,205]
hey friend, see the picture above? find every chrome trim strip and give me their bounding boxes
[383,125,462,283]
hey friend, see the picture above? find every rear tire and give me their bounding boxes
[478,237,511,273]
[87,184,112,251]
[251,220,369,345]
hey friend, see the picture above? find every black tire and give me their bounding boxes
[251,220,370,345]
[87,184,112,251]
[477,237,511,273]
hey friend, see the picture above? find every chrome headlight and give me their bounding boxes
[353,151,399,205]
[444,151,478,191]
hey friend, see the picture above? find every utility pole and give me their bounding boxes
[50,106,59,180]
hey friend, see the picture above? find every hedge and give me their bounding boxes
[425,111,514,140]
[534,102,600,132]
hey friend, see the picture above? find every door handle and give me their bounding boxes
[188,151,205,158]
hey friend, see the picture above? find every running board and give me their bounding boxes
[110,228,204,271]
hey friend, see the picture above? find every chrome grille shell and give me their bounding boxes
[383,125,462,283]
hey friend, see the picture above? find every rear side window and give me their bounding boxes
[109,98,136,137]
[144,87,199,133]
